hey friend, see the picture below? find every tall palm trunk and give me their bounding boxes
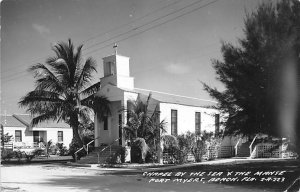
[70,114,83,148]
[134,129,138,139]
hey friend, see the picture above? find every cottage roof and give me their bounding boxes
[1,114,70,128]
[1,115,25,127]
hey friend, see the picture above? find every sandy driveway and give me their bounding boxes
[1,164,278,192]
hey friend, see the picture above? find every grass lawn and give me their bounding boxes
[1,155,73,164]
[1,158,299,192]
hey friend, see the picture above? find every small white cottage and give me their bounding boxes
[1,114,73,150]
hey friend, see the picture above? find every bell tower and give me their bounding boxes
[100,44,134,89]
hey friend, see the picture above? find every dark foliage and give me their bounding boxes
[56,143,69,156]
[69,138,86,160]
[105,147,127,164]
[1,133,13,146]
[130,137,149,163]
[203,0,300,154]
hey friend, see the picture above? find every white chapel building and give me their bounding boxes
[94,50,222,148]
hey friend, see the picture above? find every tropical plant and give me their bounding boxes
[124,94,164,141]
[124,93,166,147]
[124,94,150,140]
[105,146,127,164]
[123,93,166,162]
[130,137,149,163]
[1,133,13,147]
[161,131,221,163]
[19,39,110,148]
[1,149,15,162]
[191,138,206,162]
[177,131,199,163]
[161,134,178,149]
[56,143,69,156]
[160,134,180,164]
[43,140,53,158]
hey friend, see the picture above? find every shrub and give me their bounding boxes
[145,148,157,163]
[161,135,180,164]
[130,138,149,163]
[14,150,24,162]
[191,139,207,162]
[105,147,127,164]
[161,135,178,149]
[49,144,58,155]
[24,149,45,162]
[281,141,299,159]
[1,133,13,146]
[162,131,222,163]
[1,148,14,161]
[42,140,53,157]
[204,135,222,160]
[177,132,196,163]
[1,148,48,163]
[56,143,69,156]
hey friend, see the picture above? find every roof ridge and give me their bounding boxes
[12,114,30,127]
[0,114,13,116]
[134,87,218,104]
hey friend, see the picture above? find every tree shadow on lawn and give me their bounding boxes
[149,159,300,192]
[15,160,298,192]
[33,174,275,192]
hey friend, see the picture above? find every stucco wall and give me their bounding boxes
[94,90,140,147]
[95,85,127,146]
[116,55,130,77]
[45,128,73,147]
[96,101,122,146]
[4,126,28,142]
[159,103,219,135]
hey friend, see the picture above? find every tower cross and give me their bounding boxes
[113,43,118,55]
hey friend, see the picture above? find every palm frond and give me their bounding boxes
[19,90,64,106]
[29,63,65,93]
[65,39,76,82]
[77,105,93,124]
[81,95,111,120]
[19,90,65,116]
[73,44,84,83]
[52,41,69,64]
[76,57,97,91]
[93,96,111,120]
[52,39,76,85]
[31,109,60,126]
[46,57,70,84]
[79,82,100,98]
[74,44,83,65]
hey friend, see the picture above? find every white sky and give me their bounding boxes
[1,0,263,114]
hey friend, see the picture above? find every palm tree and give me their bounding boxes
[19,39,110,148]
[124,93,164,141]
[123,93,166,162]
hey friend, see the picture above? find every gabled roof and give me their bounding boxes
[1,115,25,127]
[116,86,218,108]
[1,114,70,128]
